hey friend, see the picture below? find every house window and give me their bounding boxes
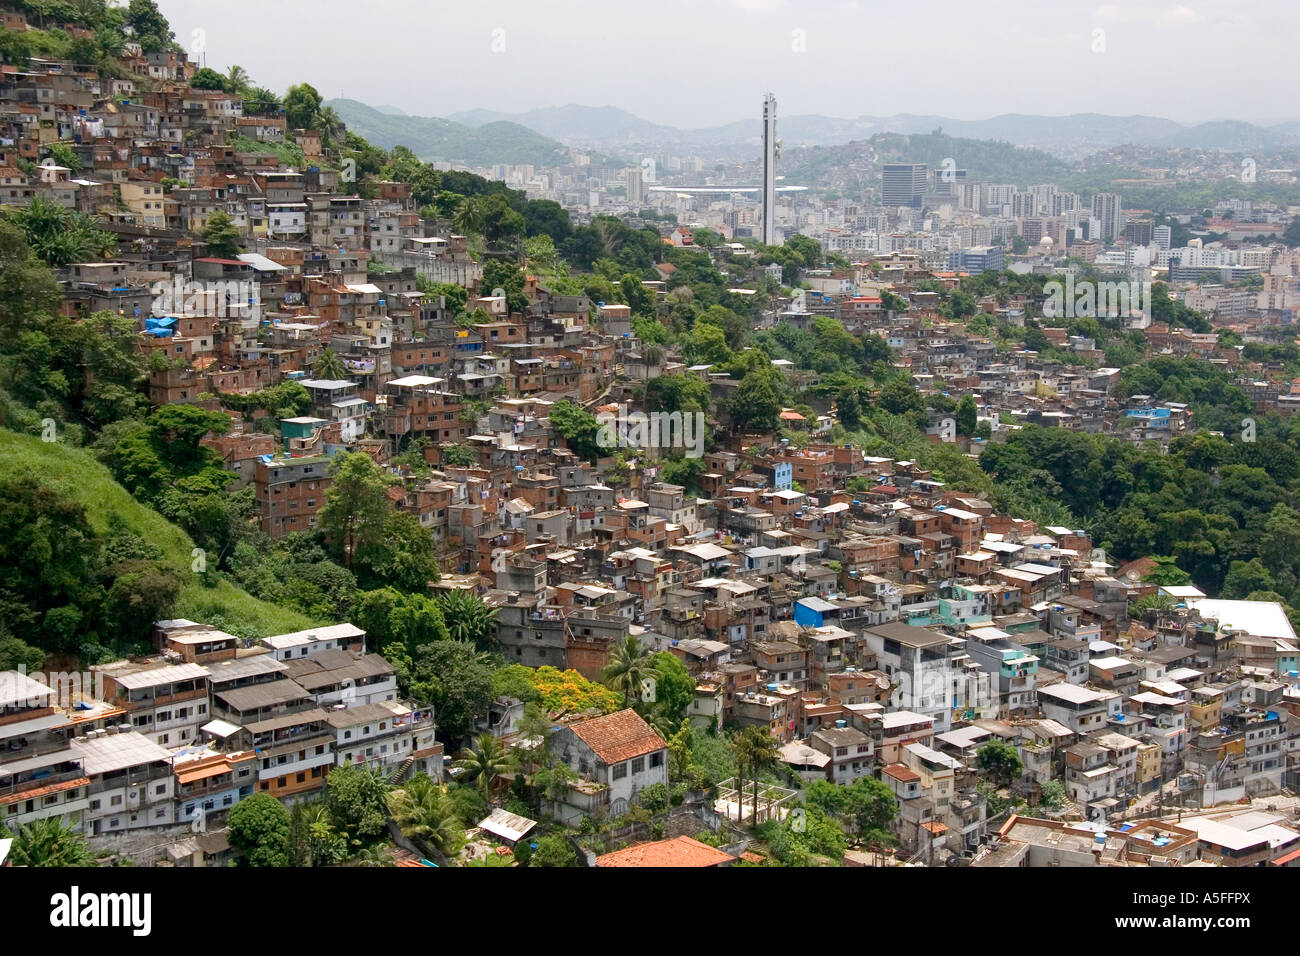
[650,752,664,768]
[611,762,628,780]
[631,757,645,774]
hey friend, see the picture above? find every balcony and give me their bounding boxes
[0,766,86,800]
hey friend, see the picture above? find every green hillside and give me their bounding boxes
[786,131,1075,190]
[328,98,573,166]
[0,429,317,641]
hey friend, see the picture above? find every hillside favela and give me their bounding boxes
[4,0,1300,890]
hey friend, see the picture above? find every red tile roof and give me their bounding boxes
[882,763,920,783]
[570,708,666,765]
[596,835,733,867]
[4,776,89,803]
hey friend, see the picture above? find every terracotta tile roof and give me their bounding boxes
[596,835,733,867]
[882,763,920,783]
[5,776,89,803]
[569,708,666,765]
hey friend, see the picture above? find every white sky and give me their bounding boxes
[156,0,1297,128]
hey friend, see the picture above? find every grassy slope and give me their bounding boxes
[0,429,318,640]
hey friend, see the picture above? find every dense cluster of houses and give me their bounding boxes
[5,39,1300,868]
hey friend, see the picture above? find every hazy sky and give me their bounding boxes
[156,0,1296,128]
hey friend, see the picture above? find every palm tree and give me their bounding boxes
[386,774,464,859]
[454,734,511,804]
[2,817,101,866]
[352,844,395,867]
[601,636,654,709]
[437,590,498,650]
[732,726,779,825]
[311,348,347,380]
[452,197,485,237]
[8,197,116,267]
[225,64,250,94]
[313,105,346,146]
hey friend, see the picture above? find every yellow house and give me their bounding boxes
[1189,687,1223,731]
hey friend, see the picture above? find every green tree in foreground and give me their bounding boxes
[529,834,577,867]
[387,774,464,859]
[228,792,292,867]
[323,763,391,845]
[1,817,100,866]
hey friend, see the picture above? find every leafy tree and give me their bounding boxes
[441,444,477,467]
[530,834,577,867]
[957,394,978,436]
[0,219,61,343]
[401,640,496,743]
[649,651,693,723]
[282,83,323,130]
[620,273,655,317]
[1040,779,1066,810]
[190,67,226,90]
[479,193,526,251]
[729,366,782,434]
[878,377,925,416]
[0,631,45,672]
[324,764,391,845]
[202,211,242,259]
[318,452,393,571]
[1222,558,1274,600]
[126,0,173,51]
[228,793,292,867]
[479,259,528,313]
[356,588,451,653]
[549,399,603,463]
[976,740,1024,787]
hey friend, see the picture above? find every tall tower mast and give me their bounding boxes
[762,93,778,246]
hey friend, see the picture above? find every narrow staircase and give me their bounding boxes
[388,754,417,785]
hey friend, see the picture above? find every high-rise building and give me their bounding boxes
[1153,225,1172,251]
[624,168,643,207]
[933,167,967,198]
[882,163,927,208]
[762,93,778,246]
[1092,192,1123,243]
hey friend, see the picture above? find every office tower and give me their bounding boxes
[625,168,643,206]
[1153,225,1172,251]
[1092,192,1123,243]
[882,163,927,208]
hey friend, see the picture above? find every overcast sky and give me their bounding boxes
[156,0,1296,128]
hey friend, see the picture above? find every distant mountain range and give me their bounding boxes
[327,99,575,167]
[333,98,1300,169]
[446,105,1300,159]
